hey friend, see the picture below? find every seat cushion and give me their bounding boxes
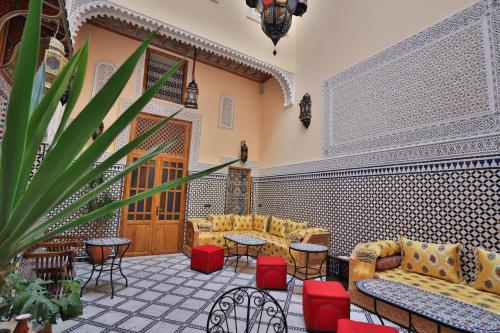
[401,237,462,283]
[303,280,350,300]
[472,247,500,296]
[375,268,500,314]
[233,215,253,231]
[192,245,224,254]
[257,256,286,267]
[337,319,398,333]
[269,217,288,238]
[208,214,233,232]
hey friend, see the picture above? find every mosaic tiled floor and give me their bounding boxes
[53,253,406,333]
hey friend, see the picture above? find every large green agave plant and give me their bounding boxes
[0,0,236,285]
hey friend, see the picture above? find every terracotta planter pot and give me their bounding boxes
[88,246,111,264]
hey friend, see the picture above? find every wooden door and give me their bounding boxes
[121,113,191,256]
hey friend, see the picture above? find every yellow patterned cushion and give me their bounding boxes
[198,221,212,232]
[232,215,253,231]
[376,268,500,314]
[198,231,227,247]
[287,220,308,233]
[270,217,288,238]
[365,240,401,257]
[253,215,269,232]
[472,248,500,296]
[401,237,462,283]
[208,214,233,232]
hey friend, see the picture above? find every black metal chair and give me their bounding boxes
[206,286,288,333]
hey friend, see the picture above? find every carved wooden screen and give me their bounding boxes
[144,49,187,104]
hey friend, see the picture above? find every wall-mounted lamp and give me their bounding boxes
[299,93,311,128]
[92,122,104,141]
[241,140,248,163]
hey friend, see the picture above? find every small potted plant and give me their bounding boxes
[0,273,83,332]
[86,175,115,264]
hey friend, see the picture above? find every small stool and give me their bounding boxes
[256,256,287,289]
[337,319,399,333]
[302,280,350,332]
[191,245,224,274]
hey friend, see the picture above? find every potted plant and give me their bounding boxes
[86,175,115,264]
[0,273,83,332]
[0,0,237,290]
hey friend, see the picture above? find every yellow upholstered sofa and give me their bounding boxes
[349,240,500,333]
[184,214,330,276]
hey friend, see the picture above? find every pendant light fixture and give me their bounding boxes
[185,47,199,109]
[247,0,308,55]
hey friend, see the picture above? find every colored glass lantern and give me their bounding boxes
[247,0,308,55]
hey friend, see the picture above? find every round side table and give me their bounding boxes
[81,237,131,298]
[288,242,328,286]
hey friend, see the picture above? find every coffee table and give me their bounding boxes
[356,279,500,333]
[288,242,328,286]
[81,237,131,299]
[224,234,267,272]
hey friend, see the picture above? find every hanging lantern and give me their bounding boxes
[247,0,308,55]
[39,36,68,87]
[185,48,199,109]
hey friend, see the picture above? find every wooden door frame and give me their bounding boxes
[120,112,192,255]
[227,166,252,215]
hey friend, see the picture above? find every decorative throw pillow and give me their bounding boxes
[472,247,500,295]
[208,214,233,232]
[375,255,402,271]
[366,240,400,257]
[233,215,253,231]
[195,220,212,232]
[400,237,462,283]
[270,217,288,238]
[253,215,269,232]
[288,230,305,243]
[287,220,308,233]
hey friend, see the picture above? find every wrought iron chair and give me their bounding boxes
[206,286,288,333]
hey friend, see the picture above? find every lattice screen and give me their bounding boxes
[135,116,187,157]
[145,52,185,103]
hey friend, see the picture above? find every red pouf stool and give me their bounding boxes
[191,245,224,273]
[256,256,287,289]
[337,319,399,333]
[302,280,350,332]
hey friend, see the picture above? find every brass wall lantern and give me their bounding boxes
[299,93,311,128]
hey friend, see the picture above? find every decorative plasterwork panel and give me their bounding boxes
[91,61,117,96]
[67,0,295,107]
[116,97,203,170]
[322,0,500,168]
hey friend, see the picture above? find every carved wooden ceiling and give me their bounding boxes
[89,16,273,83]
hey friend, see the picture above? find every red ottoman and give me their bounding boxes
[302,281,350,332]
[256,256,287,289]
[191,245,224,273]
[337,319,399,333]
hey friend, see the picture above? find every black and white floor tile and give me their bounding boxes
[54,254,405,333]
